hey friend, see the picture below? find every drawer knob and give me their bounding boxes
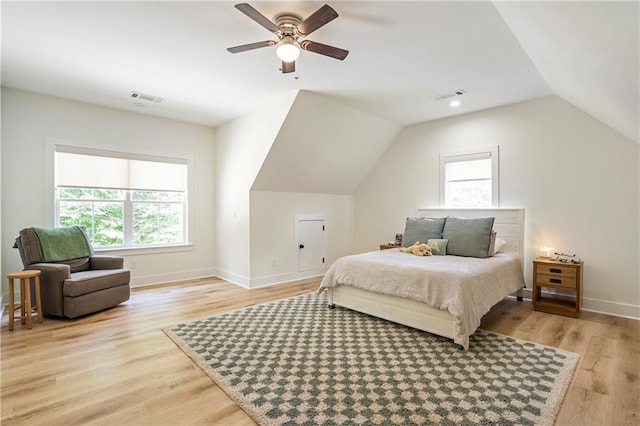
[550,278,562,284]
[550,268,562,274]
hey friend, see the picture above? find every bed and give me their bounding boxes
[319,208,526,349]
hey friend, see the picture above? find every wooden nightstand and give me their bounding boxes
[532,258,583,317]
[379,244,399,250]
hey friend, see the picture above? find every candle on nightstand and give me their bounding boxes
[539,247,555,258]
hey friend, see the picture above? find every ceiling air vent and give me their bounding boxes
[130,92,164,103]
[433,89,466,101]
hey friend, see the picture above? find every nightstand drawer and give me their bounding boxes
[536,273,577,289]
[533,257,582,317]
[536,264,577,278]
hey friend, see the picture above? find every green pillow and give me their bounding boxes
[402,217,446,247]
[427,239,448,255]
[443,217,495,258]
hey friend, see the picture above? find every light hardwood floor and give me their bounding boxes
[1,277,638,425]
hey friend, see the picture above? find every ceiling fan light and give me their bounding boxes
[276,42,300,62]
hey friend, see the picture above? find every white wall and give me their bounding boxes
[244,91,397,289]
[242,90,399,289]
[1,88,217,293]
[214,91,298,285]
[5,88,636,319]
[252,90,401,194]
[249,191,353,287]
[354,96,639,318]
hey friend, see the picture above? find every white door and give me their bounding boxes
[296,217,325,272]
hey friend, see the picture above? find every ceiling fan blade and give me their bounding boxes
[297,4,338,36]
[300,40,349,60]
[282,61,295,73]
[227,40,276,54]
[234,3,279,33]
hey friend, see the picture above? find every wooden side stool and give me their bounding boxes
[7,270,43,330]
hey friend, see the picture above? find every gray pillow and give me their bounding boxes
[402,217,446,247]
[443,217,495,258]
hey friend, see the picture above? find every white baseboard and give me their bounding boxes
[582,297,640,320]
[248,268,326,289]
[517,288,639,320]
[215,268,326,289]
[213,268,251,289]
[215,268,327,290]
[130,267,218,288]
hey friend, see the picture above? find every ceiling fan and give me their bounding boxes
[227,3,349,74]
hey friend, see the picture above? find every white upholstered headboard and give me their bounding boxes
[415,208,525,268]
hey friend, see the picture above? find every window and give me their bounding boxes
[439,146,499,208]
[54,146,188,249]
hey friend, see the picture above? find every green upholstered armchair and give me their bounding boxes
[14,227,130,318]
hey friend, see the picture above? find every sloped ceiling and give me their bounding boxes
[251,90,401,194]
[494,1,639,143]
[1,2,637,142]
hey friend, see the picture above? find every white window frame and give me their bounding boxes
[46,138,194,255]
[439,145,499,208]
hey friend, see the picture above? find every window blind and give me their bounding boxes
[445,158,491,182]
[55,149,187,192]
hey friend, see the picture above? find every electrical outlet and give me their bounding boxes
[272,259,277,268]
[131,260,137,269]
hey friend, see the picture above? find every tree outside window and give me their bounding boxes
[55,147,188,248]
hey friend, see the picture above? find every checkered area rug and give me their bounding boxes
[164,292,578,426]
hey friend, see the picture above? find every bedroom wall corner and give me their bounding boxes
[214,90,298,282]
[243,91,396,288]
[0,88,217,294]
[354,95,639,319]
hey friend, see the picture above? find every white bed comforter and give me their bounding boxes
[319,249,525,349]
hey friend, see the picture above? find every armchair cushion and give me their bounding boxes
[64,257,91,273]
[64,269,130,297]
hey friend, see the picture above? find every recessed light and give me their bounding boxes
[449,100,461,107]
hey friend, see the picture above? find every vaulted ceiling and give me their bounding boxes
[2,1,638,142]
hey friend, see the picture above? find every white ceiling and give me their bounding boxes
[2,1,638,142]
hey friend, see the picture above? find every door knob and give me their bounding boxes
[299,244,305,249]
